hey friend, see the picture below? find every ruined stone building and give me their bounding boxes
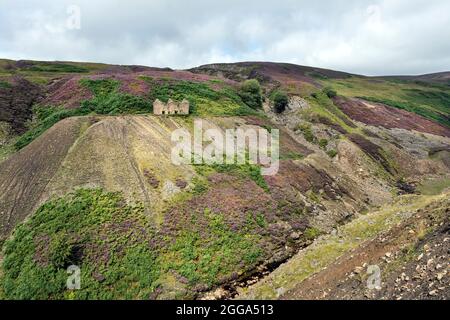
[153,98,189,115]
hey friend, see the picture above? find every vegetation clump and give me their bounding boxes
[318,138,328,149]
[326,150,338,158]
[297,123,316,143]
[0,80,12,89]
[195,161,270,192]
[272,91,289,113]
[323,87,337,98]
[27,62,90,73]
[238,79,263,110]
[304,227,322,240]
[160,210,262,286]
[80,78,152,115]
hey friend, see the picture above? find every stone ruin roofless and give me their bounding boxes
[153,98,189,115]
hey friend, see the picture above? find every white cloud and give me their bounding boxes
[0,0,448,75]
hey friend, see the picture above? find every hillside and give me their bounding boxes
[237,192,449,300]
[192,62,450,128]
[0,59,449,300]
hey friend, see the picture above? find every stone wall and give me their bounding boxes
[153,98,189,115]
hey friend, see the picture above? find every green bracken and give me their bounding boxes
[0,80,12,89]
[195,162,270,192]
[0,188,266,299]
[160,210,262,286]
[27,62,90,74]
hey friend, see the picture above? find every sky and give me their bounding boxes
[0,0,449,76]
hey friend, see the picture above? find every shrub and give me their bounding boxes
[297,123,315,143]
[255,213,267,228]
[323,87,337,98]
[212,163,269,192]
[80,92,151,115]
[0,80,12,89]
[327,150,338,158]
[318,138,328,149]
[162,212,262,286]
[272,91,289,113]
[304,227,321,240]
[194,161,270,193]
[239,79,263,109]
[191,176,209,195]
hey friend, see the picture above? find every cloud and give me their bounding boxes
[0,0,449,75]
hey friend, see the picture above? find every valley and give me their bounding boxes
[0,59,448,300]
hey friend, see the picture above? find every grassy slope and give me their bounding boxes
[0,59,109,85]
[321,77,450,127]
